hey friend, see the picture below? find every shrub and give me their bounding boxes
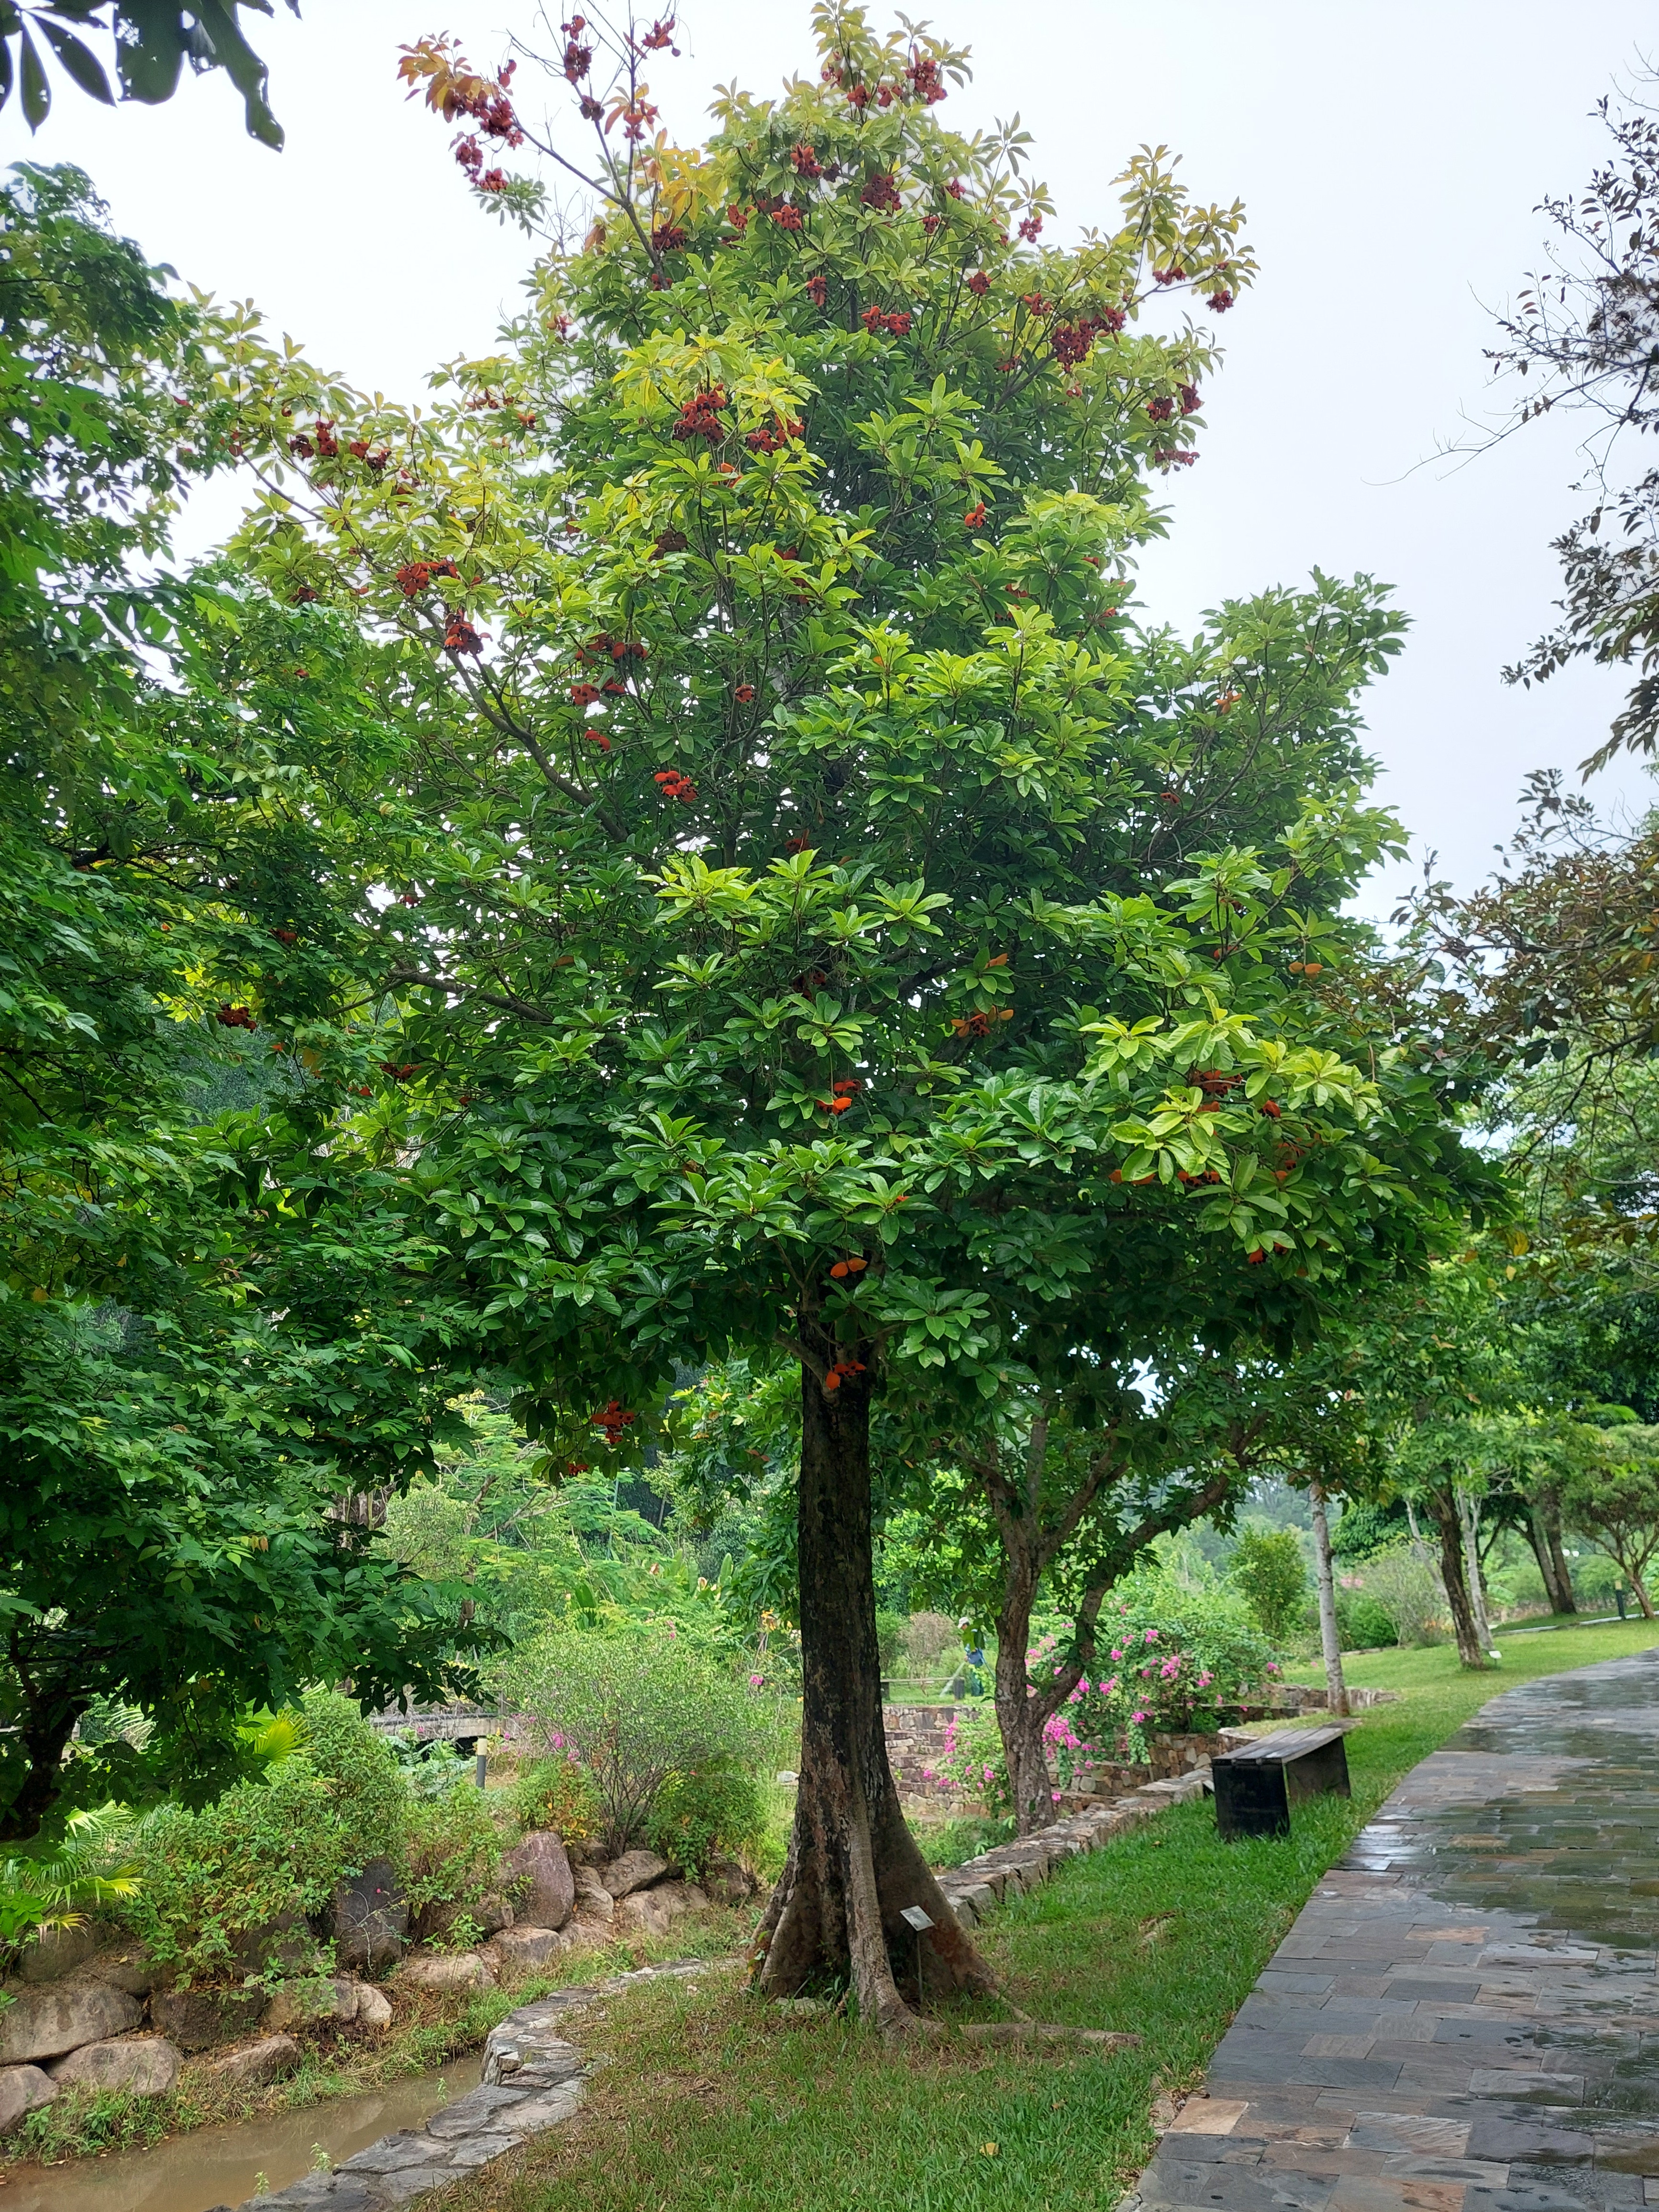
[1335,1587,1399,1650]
[1352,1543,1446,1646]
[493,1627,770,1856]
[401,1783,505,1931]
[647,1758,764,1880]
[121,1760,346,1984]
[1228,1527,1308,1647]
[922,1704,1012,1816]
[297,1691,409,1869]
[874,1606,909,1677]
[0,1807,140,1972]
[511,1754,602,1844]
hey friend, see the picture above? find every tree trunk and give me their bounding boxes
[1456,1489,1497,1656]
[1627,1562,1656,1617]
[0,1690,83,1843]
[753,1345,997,2032]
[992,1550,1053,1836]
[1545,1499,1576,1615]
[1526,1504,1575,1615]
[1307,1480,1349,1717]
[1425,1487,1491,1669]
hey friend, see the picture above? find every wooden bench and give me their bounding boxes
[1211,1724,1352,1840]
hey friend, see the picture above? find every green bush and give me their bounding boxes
[297,1691,409,1869]
[874,1606,909,1677]
[511,1753,602,1843]
[121,1760,346,1985]
[401,1782,505,1930]
[493,1627,769,1856]
[1228,1527,1308,1648]
[1334,1587,1399,1650]
[647,1759,764,1881]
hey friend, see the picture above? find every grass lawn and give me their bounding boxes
[435,1615,1659,2212]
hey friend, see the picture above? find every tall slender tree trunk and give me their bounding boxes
[1424,1486,1491,1669]
[1526,1504,1574,1615]
[992,1549,1054,1836]
[1307,1480,1349,1717]
[1456,1488,1497,1656]
[754,1340,996,2032]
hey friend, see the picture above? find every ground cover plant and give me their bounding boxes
[424,1615,1659,2212]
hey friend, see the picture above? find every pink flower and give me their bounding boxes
[748,1672,764,1688]
[1197,1671,1213,1688]
[982,1762,994,1780]
[1051,1788,1061,1802]
[1144,1627,1159,1642]
[921,1765,934,1780]
[1110,1647,1123,1660]
[550,1732,565,1748]
[1131,1709,1147,1724]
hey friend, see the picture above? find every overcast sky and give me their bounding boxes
[9,0,1658,907]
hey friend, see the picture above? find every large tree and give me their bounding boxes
[220,8,1490,2029]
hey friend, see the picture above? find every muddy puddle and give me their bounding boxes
[1,2050,483,2212]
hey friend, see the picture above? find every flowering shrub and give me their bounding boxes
[920,1704,1012,1815]
[1056,1580,1275,1763]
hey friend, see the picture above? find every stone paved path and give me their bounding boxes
[1133,1649,1659,2212]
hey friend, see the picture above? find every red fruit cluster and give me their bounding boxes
[1246,1248,1267,1264]
[951,1008,1012,1039]
[1051,310,1122,367]
[289,584,319,604]
[399,892,422,907]
[455,134,482,172]
[273,928,298,945]
[1153,265,1187,286]
[1146,396,1176,423]
[379,1060,418,1081]
[1179,383,1202,415]
[921,213,942,238]
[347,439,389,468]
[946,178,967,199]
[1177,1168,1223,1185]
[672,387,727,442]
[1188,1067,1242,1099]
[444,611,484,654]
[578,632,648,665]
[288,419,336,460]
[860,173,901,214]
[569,681,601,706]
[908,51,946,102]
[652,527,688,557]
[860,304,911,336]
[651,223,688,252]
[768,203,805,232]
[1209,289,1235,313]
[785,834,811,853]
[590,1398,637,1442]
[1018,212,1043,242]
[397,558,459,598]
[829,1254,868,1279]
[744,417,804,453]
[654,768,698,803]
[637,18,677,53]
[479,169,507,193]
[734,684,756,703]
[963,502,986,529]
[1287,960,1324,978]
[805,273,828,306]
[821,1357,866,1393]
[725,203,749,233]
[215,1005,257,1030]
[965,270,991,296]
[560,17,592,76]
[585,727,612,751]
[1019,292,1051,316]
[818,1078,861,1116]
[1259,1098,1281,1119]
[792,143,822,177]
[1154,448,1198,468]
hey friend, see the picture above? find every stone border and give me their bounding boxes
[217,1764,1217,2212]
[210,1961,707,2212]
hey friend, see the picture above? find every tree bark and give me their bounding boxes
[1307,1480,1349,1717]
[1456,1488,1497,1656]
[1526,1503,1574,1615]
[1424,1486,1491,1669]
[753,1340,997,2032]
[993,1549,1054,1836]
[0,1677,84,1843]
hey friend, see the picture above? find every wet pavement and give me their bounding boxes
[1134,1649,1659,2212]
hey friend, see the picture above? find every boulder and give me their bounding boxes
[480,1926,569,1977]
[207,2034,299,2087]
[229,1911,314,1980]
[570,1867,613,1924]
[331,1857,409,1971]
[261,1977,360,2033]
[50,2035,180,2096]
[150,1987,266,2054]
[0,1981,142,2065]
[397,1951,495,1991]
[703,1855,758,1908]
[503,1833,575,1931]
[13,1921,118,1985]
[83,1941,162,1997]
[613,1890,672,1939]
[656,1881,710,1919]
[0,2065,56,2135]
[413,1892,513,1947]
[600,1850,669,1900]
[354,1983,392,2032]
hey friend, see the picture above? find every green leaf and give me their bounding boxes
[36,15,112,101]
[18,24,48,125]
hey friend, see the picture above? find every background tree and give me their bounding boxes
[1560,1416,1659,1614]
[222,7,1493,2030]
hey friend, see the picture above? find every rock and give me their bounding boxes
[261,1977,360,2033]
[613,1889,673,1939]
[13,1922,118,1985]
[229,1911,314,1980]
[206,2034,300,2087]
[703,1855,758,1908]
[354,1984,392,2032]
[0,1981,142,2065]
[397,1951,495,1991]
[656,1881,709,1919]
[82,1941,162,1997]
[332,1857,409,1971]
[413,1891,513,1946]
[503,1833,575,1931]
[50,2035,180,2096]
[570,1867,613,1924]
[0,2065,56,2135]
[600,1850,669,1900]
[480,1926,569,1977]
[150,1987,266,2054]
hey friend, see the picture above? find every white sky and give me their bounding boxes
[9,0,1658,906]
